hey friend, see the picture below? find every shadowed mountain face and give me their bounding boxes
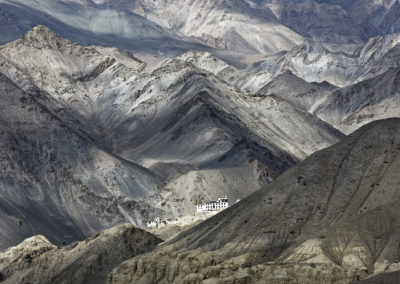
[261,0,400,44]
[314,67,400,134]
[0,73,163,251]
[256,70,335,113]
[352,270,400,284]
[108,118,400,283]
[254,67,400,135]
[319,0,400,39]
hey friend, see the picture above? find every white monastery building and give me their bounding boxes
[147,217,168,228]
[196,197,229,213]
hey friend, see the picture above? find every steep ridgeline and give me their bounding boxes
[0,73,163,251]
[118,0,305,54]
[177,50,274,93]
[256,70,336,113]
[145,50,400,138]
[109,118,400,283]
[0,26,343,221]
[315,67,400,134]
[254,64,400,135]
[173,50,400,138]
[251,33,400,87]
[0,224,162,284]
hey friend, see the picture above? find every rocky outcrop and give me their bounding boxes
[0,224,162,284]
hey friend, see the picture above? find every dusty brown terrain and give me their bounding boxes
[108,118,400,283]
[0,224,161,284]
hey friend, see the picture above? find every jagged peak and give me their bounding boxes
[24,25,58,39]
[178,50,215,59]
[19,25,74,49]
[276,70,298,79]
[2,235,53,255]
[176,50,230,75]
[20,235,52,245]
[257,70,305,93]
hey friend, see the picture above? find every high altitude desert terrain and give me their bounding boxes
[1,0,400,283]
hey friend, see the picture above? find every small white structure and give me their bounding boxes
[196,197,229,213]
[147,217,168,228]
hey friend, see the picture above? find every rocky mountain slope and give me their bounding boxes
[108,118,400,283]
[2,0,400,73]
[315,67,400,134]
[260,0,400,44]
[0,72,164,251]
[251,32,400,87]
[0,26,343,223]
[156,49,400,137]
[86,0,400,53]
[83,0,400,54]
[2,0,400,61]
[177,50,274,92]
[320,0,400,39]
[126,0,305,54]
[261,0,366,44]
[0,224,161,284]
[256,70,336,113]
[353,270,400,284]
[176,49,400,137]
[254,67,400,135]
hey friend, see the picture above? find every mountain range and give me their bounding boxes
[0,25,345,250]
[1,0,400,283]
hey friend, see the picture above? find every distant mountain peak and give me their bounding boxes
[20,25,71,49]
